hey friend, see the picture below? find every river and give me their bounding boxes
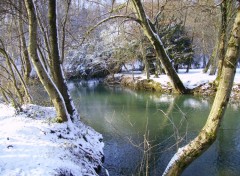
[69,80,240,176]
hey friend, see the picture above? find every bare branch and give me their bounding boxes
[80,15,141,45]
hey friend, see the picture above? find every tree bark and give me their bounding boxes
[209,53,217,75]
[131,0,188,94]
[24,0,69,122]
[18,0,32,83]
[163,6,240,176]
[215,0,228,84]
[60,0,71,64]
[203,41,218,74]
[48,0,77,118]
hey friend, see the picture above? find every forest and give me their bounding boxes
[0,0,240,175]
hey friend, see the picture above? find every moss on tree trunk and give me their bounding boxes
[163,6,240,176]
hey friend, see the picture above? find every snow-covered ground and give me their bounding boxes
[0,104,104,176]
[117,68,240,89]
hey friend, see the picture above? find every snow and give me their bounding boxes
[162,146,185,176]
[121,60,143,72]
[142,69,216,89]
[120,68,240,89]
[1,68,240,176]
[0,104,104,176]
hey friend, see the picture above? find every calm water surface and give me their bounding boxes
[69,80,240,176]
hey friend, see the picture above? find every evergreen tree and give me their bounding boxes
[158,21,194,72]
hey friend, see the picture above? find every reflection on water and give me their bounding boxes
[69,80,240,176]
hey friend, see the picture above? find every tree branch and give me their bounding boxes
[80,15,141,45]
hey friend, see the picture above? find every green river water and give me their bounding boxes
[69,80,240,176]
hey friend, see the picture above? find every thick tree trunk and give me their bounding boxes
[48,0,77,118]
[24,0,69,122]
[215,0,227,85]
[132,0,187,94]
[163,7,240,176]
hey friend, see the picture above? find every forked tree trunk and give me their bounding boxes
[24,0,69,122]
[48,0,77,118]
[163,6,240,176]
[132,0,187,94]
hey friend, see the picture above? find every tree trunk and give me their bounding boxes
[215,0,227,85]
[209,54,217,75]
[18,0,32,83]
[139,35,150,80]
[3,50,24,105]
[48,0,77,118]
[0,48,32,103]
[203,58,211,73]
[163,7,240,176]
[24,0,69,122]
[132,0,187,94]
[60,0,71,64]
[0,85,21,110]
[201,31,207,68]
[144,58,150,80]
[0,87,9,103]
[155,59,161,77]
[203,41,218,74]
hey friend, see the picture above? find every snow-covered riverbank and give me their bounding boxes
[116,69,240,89]
[0,104,104,176]
[112,69,240,100]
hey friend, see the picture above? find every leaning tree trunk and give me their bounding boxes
[163,6,240,176]
[48,0,77,118]
[132,0,187,94]
[24,0,69,122]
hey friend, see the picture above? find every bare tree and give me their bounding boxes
[48,0,77,119]
[163,3,240,175]
[18,0,32,83]
[131,0,188,94]
[24,0,70,122]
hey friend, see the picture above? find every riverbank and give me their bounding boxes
[105,69,240,103]
[0,103,104,175]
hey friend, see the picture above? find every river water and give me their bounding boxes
[69,80,240,176]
